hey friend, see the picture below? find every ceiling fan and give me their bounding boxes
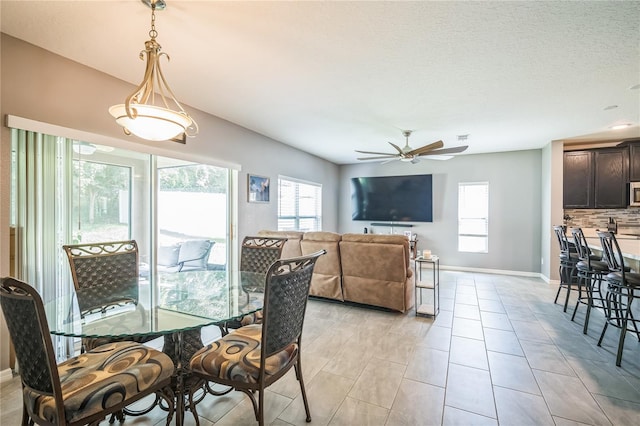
[355,130,468,164]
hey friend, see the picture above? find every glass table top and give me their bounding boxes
[45,270,265,339]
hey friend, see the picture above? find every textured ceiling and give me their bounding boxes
[2,1,639,164]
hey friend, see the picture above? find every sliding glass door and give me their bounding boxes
[157,158,228,272]
[11,128,232,358]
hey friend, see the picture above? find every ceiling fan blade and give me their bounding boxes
[422,155,454,161]
[357,155,398,161]
[406,140,444,156]
[388,142,404,155]
[380,158,399,165]
[355,149,396,155]
[418,145,468,156]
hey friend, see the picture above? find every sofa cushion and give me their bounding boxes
[178,240,212,270]
[303,231,342,243]
[301,232,343,301]
[158,245,180,267]
[257,230,303,258]
[341,234,411,271]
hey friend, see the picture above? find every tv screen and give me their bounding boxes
[351,174,433,222]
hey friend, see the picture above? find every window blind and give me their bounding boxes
[278,177,322,232]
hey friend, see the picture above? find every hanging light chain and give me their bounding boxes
[149,2,158,40]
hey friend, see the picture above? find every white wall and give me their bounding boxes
[0,34,340,373]
[338,149,543,273]
[541,140,566,282]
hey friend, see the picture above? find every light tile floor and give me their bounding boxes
[2,270,640,425]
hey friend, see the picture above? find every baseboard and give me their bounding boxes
[0,367,13,384]
[439,264,545,280]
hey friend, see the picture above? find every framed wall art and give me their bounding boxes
[248,174,270,203]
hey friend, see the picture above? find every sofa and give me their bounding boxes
[256,230,304,258]
[258,230,414,312]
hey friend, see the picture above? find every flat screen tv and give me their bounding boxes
[351,174,433,222]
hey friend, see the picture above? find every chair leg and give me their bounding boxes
[258,388,265,426]
[554,284,563,305]
[625,307,640,342]
[571,275,583,321]
[21,403,30,426]
[563,274,572,313]
[583,290,593,335]
[616,314,628,367]
[554,265,564,304]
[295,360,312,423]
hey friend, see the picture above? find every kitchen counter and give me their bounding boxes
[577,227,640,272]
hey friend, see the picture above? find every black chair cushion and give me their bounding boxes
[606,271,640,288]
[560,253,579,262]
[576,260,609,273]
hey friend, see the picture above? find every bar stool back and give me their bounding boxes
[553,225,579,312]
[596,231,640,366]
[570,227,609,334]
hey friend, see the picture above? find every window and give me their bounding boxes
[278,177,322,232]
[72,156,131,243]
[458,182,489,253]
[157,160,229,269]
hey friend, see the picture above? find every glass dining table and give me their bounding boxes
[44,269,266,426]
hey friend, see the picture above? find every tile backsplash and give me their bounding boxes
[564,208,640,229]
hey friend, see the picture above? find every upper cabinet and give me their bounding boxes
[563,151,594,208]
[593,147,628,208]
[630,142,640,182]
[563,147,628,209]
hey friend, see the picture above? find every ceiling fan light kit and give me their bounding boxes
[109,0,198,143]
[355,130,468,163]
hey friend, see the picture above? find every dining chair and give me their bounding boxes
[218,236,288,334]
[62,240,140,315]
[240,236,288,273]
[62,240,158,352]
[596,231,640,366]
[0,276,175,426]
[189,250,326,426]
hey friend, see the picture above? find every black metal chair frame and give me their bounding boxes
[0,277,175,426]
[62,240,140,317]
[596,231,640,367]
[240,236,288,273]
[553,225,579,312]
[570,227,608,334]
[217,236,288,335]
[190,250,326,426]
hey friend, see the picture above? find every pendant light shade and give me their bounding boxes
[109,0,198,143]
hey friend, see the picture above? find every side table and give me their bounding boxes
[414,255,440,317]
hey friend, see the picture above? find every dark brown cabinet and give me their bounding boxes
[593,148,628,208]
[630,142,640,182]
[563,147,628,209]
[563,151,594,208]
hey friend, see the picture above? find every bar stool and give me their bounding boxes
[596,231,640,367]
[570,227,609,334]
[553,225,579,312]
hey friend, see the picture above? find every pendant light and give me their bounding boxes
[109,0,198,143]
